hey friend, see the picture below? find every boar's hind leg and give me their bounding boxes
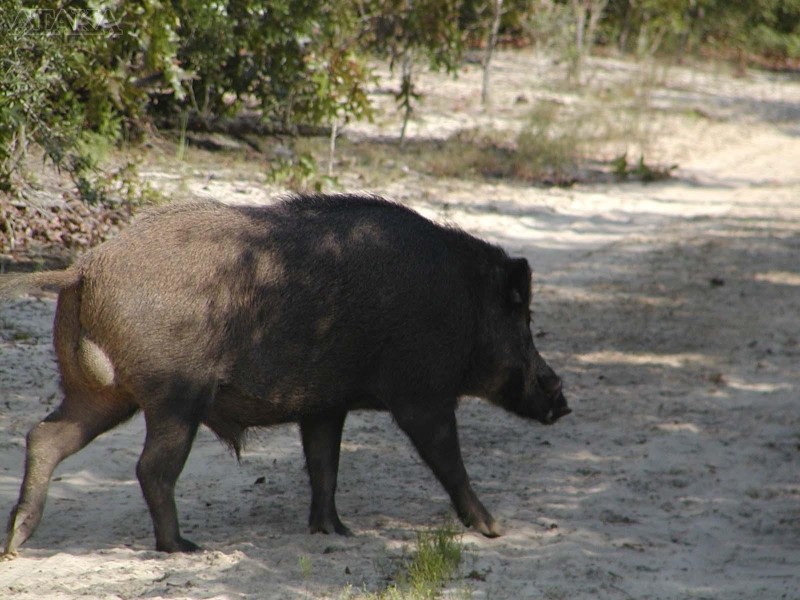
[300,411,352,536]
[137,400,203,553]
[5,394,136,555]
[394,406,501,538]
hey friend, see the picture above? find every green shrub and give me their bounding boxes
[0,0,183,192]
[0,1,372,195]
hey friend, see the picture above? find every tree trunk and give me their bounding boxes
[399,51,413,147]
[585,0,608,59]
[327,120,338,177]
[570,0,587,82]
[570,0,608,83]
[481,0,504,107]
[618,0,633,53]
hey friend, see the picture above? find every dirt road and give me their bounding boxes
[1,52,799,599]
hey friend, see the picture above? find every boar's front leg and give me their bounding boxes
[394,405,501,538]
[137,399,203,553]
[300,411,352,536]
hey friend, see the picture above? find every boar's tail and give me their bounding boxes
[0,269,81,299]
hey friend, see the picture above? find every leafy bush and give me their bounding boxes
[0,0,183,191]
[0,1,374,196]
[161,1,373,128]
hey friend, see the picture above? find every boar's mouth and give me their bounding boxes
[540,389,572,425]
[537,377,571,424]
[498,368,572,424]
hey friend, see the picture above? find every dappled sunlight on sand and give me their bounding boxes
[654,422,701,434]
[575,350,715,369]
[753,270,800,286]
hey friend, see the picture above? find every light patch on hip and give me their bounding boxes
[77,337,116,388]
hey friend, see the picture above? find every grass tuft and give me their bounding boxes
[404,525,463,598]
[351,522,466,600]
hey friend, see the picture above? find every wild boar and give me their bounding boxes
[1,193,569,554]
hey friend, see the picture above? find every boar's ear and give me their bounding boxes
[505,257,532,307]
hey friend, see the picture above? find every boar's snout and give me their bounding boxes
[534,372,571,425]
[492,356,571,425]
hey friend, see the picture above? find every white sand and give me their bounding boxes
[1,51,799,599]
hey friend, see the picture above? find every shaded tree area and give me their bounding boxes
[601,0,800,66]
[1,0,798,197]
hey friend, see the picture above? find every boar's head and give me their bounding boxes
[472,257,571,425]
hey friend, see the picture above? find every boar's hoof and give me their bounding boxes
[309,518,353,537]
[4,503,41,555]
[156,536,201,553]
[473,517,503,538]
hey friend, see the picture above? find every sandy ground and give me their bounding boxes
[1,52,799,599]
